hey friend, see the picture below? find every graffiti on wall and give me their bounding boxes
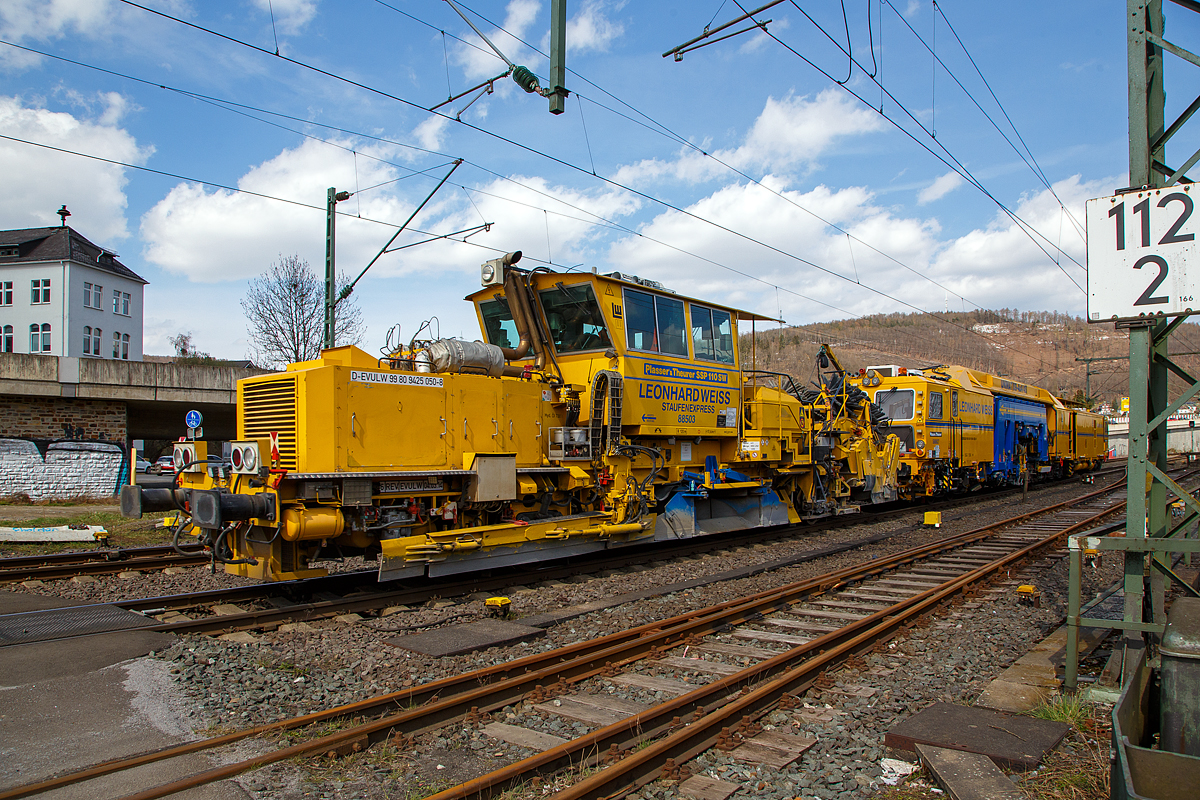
[0,438,126,501]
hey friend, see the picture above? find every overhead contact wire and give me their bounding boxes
[101,4,1011,340]
[18,14,1049,363]
[730,1,1087,293]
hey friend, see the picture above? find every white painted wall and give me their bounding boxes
[1106,419,1200,457]
[0,439,125,500]
[0,260,144,360]
[0,260,65,355]
[66,261,144,361]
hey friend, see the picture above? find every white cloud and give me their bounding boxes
[0,0,113,42]
[614,89,886,185]
[0,0,192,68]
[139,136,640,287]
[927,174,1102,310]
[566,1,624,53]
[54,89,133,127]
[140,137,416,282]
[412,115,450,151]
[252,0,317,35]
[0,94,149,241]
[738,17,790,55]
[0,0,115,67]
[917,171,964,204]
[387,174,641,276]
[605,178,940,321]
[600,172,1106,326]
[453,0,541,81]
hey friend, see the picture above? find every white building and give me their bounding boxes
[0,222,147,361]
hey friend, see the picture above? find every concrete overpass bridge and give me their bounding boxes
[0,353,268,445]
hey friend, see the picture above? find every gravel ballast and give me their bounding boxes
[3,474,1128,799]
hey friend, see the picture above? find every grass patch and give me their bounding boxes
[1031,692,1091,727]
[1021,694,1111,800]
[0,496,118,506]
[872,785,944,800]
[0,511,176,557]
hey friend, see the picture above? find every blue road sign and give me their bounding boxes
[185,409,203,429]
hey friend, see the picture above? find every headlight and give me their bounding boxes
[228,441,262,474]
[916,439,925,450]
[172,442,204,473]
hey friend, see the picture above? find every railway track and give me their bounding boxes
[0,464,1125,586]
[0,471,1127,645]
[0,474,1144,800]
[0,543,207,582]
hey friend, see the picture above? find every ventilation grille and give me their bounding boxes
[241,377,298,470]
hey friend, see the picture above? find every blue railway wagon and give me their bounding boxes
[991,394,1049,484]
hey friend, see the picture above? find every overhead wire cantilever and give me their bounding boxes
[441,0,544,96]
[429,71,506,116]
[337,159,465,304]
[663,0,786,59]
[667,19,772,61]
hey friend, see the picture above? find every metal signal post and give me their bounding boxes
[1068,0,1200,702]
[324,187,351,350]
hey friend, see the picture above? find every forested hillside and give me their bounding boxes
[739,309,1200,408]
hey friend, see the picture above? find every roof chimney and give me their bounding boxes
[57,205,71,227]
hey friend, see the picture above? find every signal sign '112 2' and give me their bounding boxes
[1087,184,1197,323]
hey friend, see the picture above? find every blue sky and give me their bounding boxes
[0,1,1171,359]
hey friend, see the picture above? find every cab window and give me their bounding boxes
[656,296,688,356]
[480,298,520,351]
[539,282,612,353]
[929,392,943,420]
[624,288,689,357]
[889,425,915,451]
[691,305,735,364]
[875,388,915,421]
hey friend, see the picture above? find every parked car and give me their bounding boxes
[149,455,175,475]
[135,457,152,473]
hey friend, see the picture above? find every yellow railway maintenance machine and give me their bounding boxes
[858,364,1107,500]
[122,253,899,581]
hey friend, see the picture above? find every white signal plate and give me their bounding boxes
[1087,184,1199,323]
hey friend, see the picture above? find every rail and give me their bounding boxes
[0,477,1139,800]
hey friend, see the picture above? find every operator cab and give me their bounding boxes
[468,264,744,367]
[467,256,772,437]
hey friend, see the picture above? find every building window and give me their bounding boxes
[83,326,92,355]
[30,323,50,352]
[1,281,11,306]
[112,289,120,314]
[93,327,101,356]
[31,279,50,304]
[112,290,131,315]
[122,293,130,316]
[112,330,121,358]
[2,325,12,352]
[83,282,104,308]
[121,333,129,360]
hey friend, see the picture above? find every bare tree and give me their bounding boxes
[241,254,365,369]
[168,332,216,364]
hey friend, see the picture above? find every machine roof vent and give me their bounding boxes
[602,271,675,293]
